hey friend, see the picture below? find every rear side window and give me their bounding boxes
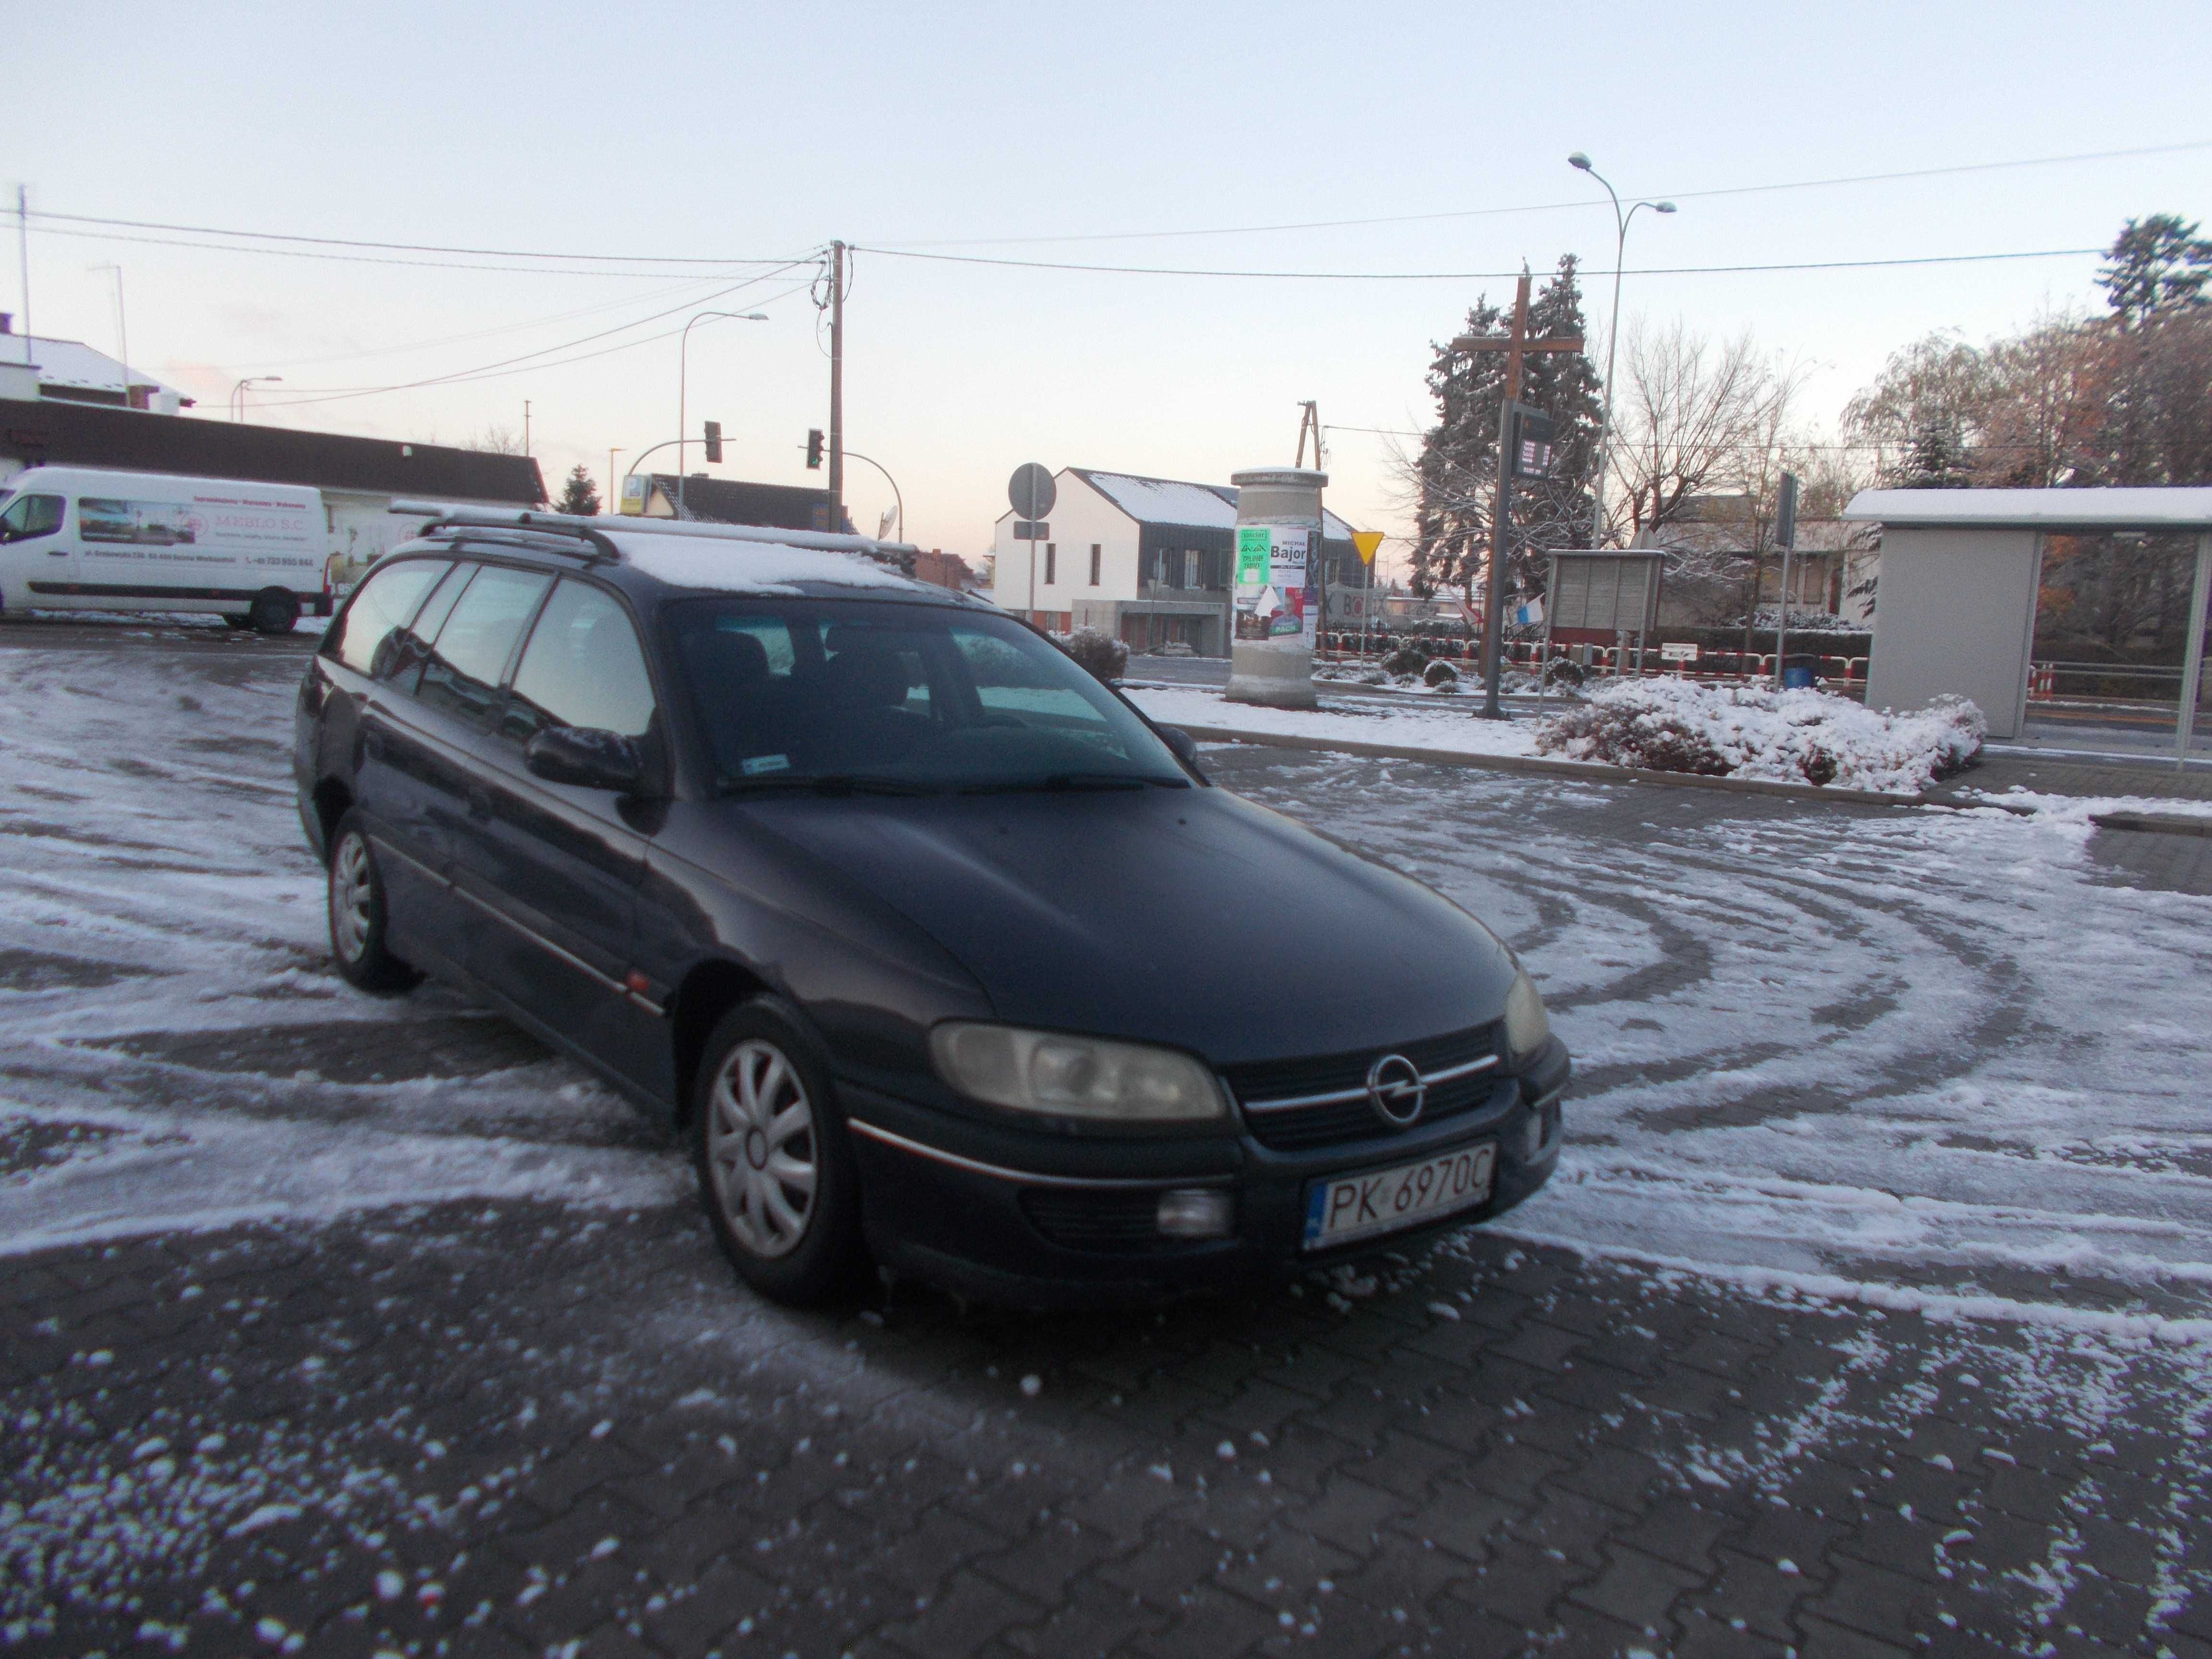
[502,580,657,744]
[329,559,450,675]
[413,566,553,726]
[0,493,65,542]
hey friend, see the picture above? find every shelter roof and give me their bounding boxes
[1843,487,2212,532]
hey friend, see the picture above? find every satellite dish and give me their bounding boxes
[1008,463,1056,521]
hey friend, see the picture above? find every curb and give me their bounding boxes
[1172,724,2212,838]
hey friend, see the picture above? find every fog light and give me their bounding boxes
[1522,1101,1560,1161]
[1156,1189,1233,1238]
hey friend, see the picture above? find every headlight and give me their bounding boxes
[930,1023,1226,1123]
[1504,969,1550,1065]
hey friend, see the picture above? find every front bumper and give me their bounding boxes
[844,1036,1570,1310]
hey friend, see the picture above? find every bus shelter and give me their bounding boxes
[1841,488,2212,759]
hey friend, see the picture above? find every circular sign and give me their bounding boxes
[1365,1054,1427,1129]
[1008,463,1056,521]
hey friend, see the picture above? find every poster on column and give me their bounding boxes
[1233,526,1316,642]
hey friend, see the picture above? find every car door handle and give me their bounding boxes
[47,548,68,557]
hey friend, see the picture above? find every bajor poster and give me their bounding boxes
[1234,526,1316,643]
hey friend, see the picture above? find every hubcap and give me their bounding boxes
[706,1039,819,1260]
[330,833,374,963]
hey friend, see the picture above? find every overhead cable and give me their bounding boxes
[850,245,2104,281]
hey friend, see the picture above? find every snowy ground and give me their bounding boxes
[1127,684,1543,760]
[5,635,2212,1651]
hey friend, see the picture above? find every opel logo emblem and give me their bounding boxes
[1366,1054,1426,1128]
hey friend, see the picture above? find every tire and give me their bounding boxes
[692,999,867,1306]
[222,613,254,630]
[325,812,421,992]
[250,588,301,635]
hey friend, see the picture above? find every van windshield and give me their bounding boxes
[666,600,1188,795]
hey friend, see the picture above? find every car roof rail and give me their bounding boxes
[389,502,915,564]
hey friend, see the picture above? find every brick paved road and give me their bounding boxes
[5,643,2211,1657]
[9,1198,2210,1659]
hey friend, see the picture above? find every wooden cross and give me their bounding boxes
[1450,271,1583,718]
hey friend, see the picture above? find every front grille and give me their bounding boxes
[1022,1189,1182,1252]
[1223,1024,1504,1152]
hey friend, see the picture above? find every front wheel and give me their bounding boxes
[692,1001,866,1306]
[326,813,421,992]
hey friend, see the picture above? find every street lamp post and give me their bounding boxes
[677,311,768,518]
[1568,153,1674,549]
[841,449,903,542]
[607,448,624,513]
[231,375,282,421]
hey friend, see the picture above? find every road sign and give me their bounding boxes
[1008,463,1056,521]
[1776,471,1800,551]
[1661,641,1700,663]
[1351,529,1385,565]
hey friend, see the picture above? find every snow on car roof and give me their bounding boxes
[602,530,928,596]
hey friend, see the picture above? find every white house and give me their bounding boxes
[987,467,1367,656]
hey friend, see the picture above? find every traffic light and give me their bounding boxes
[702,421,722,464]
[805,428,824,469]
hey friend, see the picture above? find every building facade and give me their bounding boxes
[987,467,1369,655]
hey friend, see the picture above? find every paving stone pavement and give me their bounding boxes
[5,1197,2209,1659]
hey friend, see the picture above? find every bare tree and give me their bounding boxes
[1840,333,1993,488]
[470,424,525,456]
[1606,322,1801,544]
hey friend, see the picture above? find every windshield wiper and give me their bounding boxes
[960,771,1190,795]
[718,773,941,797]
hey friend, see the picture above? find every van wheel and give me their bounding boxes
[250,589,301,635]
[692,1000,867,1306]
[326,813,421,992]
[222,613,254,630]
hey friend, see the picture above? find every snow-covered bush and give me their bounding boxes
[1053,625,1130,683]
[1533,679,1985,793]
[1422,659,1460,691]
[1381,645,1429,677]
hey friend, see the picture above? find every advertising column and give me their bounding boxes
[1225,467,1325,710]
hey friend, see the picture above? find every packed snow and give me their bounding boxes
[610,533,917,595]
[1213,745,2212,1337]
[1533,678,1987,795]
[1124,683,1541,759]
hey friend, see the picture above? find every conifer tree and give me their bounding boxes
[1409,255,1603,602]
[556,465,601,516]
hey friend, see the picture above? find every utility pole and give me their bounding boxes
[14,187,29,367]
[1295,401,1324,470]
[827,240,845,535]
[1451,272,1583,719]
[523,400,531,458]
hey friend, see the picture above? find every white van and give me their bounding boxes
[0,466,332,633]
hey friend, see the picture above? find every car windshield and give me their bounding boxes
[666,599,1188,794]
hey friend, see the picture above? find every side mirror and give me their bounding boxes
[525,725,644,793]
[1156,724,1201,767]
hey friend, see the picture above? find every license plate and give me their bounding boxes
[1302,1143,1496,1250]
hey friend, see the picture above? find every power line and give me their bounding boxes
[28,207,804,268]
[257,267,818,409]
[24,220,793,280]
[852,243,2104,281]
[869,139,2212,248]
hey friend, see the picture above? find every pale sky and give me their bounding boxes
[8,0,2207,571]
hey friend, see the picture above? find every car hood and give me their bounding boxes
[726,785,1516,1065]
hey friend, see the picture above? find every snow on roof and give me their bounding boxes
[1843,487,2212,531]
[1075,469,1241,529]
[602,528,926,596]
[1066,468,1364,541]
[13,335,185,399]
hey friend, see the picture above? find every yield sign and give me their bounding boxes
[1351,529,1385,565]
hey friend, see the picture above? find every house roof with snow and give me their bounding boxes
[0,326,192,407]
[1006,466,1360,542]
